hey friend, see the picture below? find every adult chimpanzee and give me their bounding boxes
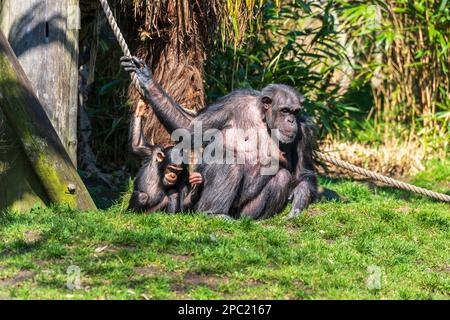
[121,56,317,219]
[128,103,202,213]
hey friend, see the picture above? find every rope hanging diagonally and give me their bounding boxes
[98,0,450,203]
[98,0,144,97]
[99,0,198,119]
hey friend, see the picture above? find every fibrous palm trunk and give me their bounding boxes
[128,0,206,147]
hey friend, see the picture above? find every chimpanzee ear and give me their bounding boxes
[156,151,165,162]
[298,93,306,105]
[261,96,272,109]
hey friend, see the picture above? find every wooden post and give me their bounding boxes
[0,109,50,211]
[0,30,96,210]
[0,0,79,165]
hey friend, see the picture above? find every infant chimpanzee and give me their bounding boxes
[128,101,202,213]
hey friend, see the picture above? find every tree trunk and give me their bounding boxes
[0,30,96,210]
[129,0,206,147]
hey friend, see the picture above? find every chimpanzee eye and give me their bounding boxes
[281,108,290,114]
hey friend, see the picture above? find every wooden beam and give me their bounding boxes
[0,30,96,210]
[1,106,50,211]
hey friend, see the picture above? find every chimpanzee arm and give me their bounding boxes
[189,108,231,133]
[166,190,180,213]
[286,117,318,219]
[146,195,170,213]
[128,115,153,158]
[128,191,149,212]
[121,56,192,132]
[181,184,202,211]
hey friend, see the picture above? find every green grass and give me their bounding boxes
[0,161,449,300]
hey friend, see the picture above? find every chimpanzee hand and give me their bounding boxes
[284,180,315,220]
[284,208,302,220]
[120,56,153,87]
[189,172,203,186]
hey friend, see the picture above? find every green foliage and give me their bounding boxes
[206,0,355,138]
[337,0,450,150]
[86,40,132,166]
[411,158,450,194]
[206,0,450,148]
[84,0,449,168]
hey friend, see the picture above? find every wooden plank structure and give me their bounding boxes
[0,0,79,164]
[0,0,95,211]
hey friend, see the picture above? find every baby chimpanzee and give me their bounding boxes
[128,101,202,213]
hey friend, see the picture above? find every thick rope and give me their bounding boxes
[315,151,450,202]
[99,0,198,119]
[99,0,449,203]
[98,0,144,97]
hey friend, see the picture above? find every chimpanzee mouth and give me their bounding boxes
[279,130,296,142]
[164,172,178,186]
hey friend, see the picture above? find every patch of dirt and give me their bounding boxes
[169,254,190,262]
[93,244,137,257]
[24,230,43,244]
[306,208,326,217]
[0,270,35,287]
[171,272,228,293]
[292,279,313,293]
[184,272,223,287]
[431,265,450,273]
[120,244,137,251]
[170,283,186,294]
[244,279,265,288]
[286,224,301,235]
[395,207,411,213]
[33,260,48,267]
[214,229,234,237]
[133,265,231,295]
[133,266,165,276]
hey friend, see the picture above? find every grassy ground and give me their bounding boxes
[0,160,449,300]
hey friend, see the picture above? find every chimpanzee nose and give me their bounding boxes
[167,172,177,180]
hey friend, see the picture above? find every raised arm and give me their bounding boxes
[121,56,192,133]
[128,103,154,158]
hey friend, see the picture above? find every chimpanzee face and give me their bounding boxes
[261,85,305,144]
[156,146,184,187]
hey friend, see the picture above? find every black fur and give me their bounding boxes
[122,57,317,219]
[127,116,200,213]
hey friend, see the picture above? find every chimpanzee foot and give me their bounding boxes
[284,208,303,220]
[209,214,234,221]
